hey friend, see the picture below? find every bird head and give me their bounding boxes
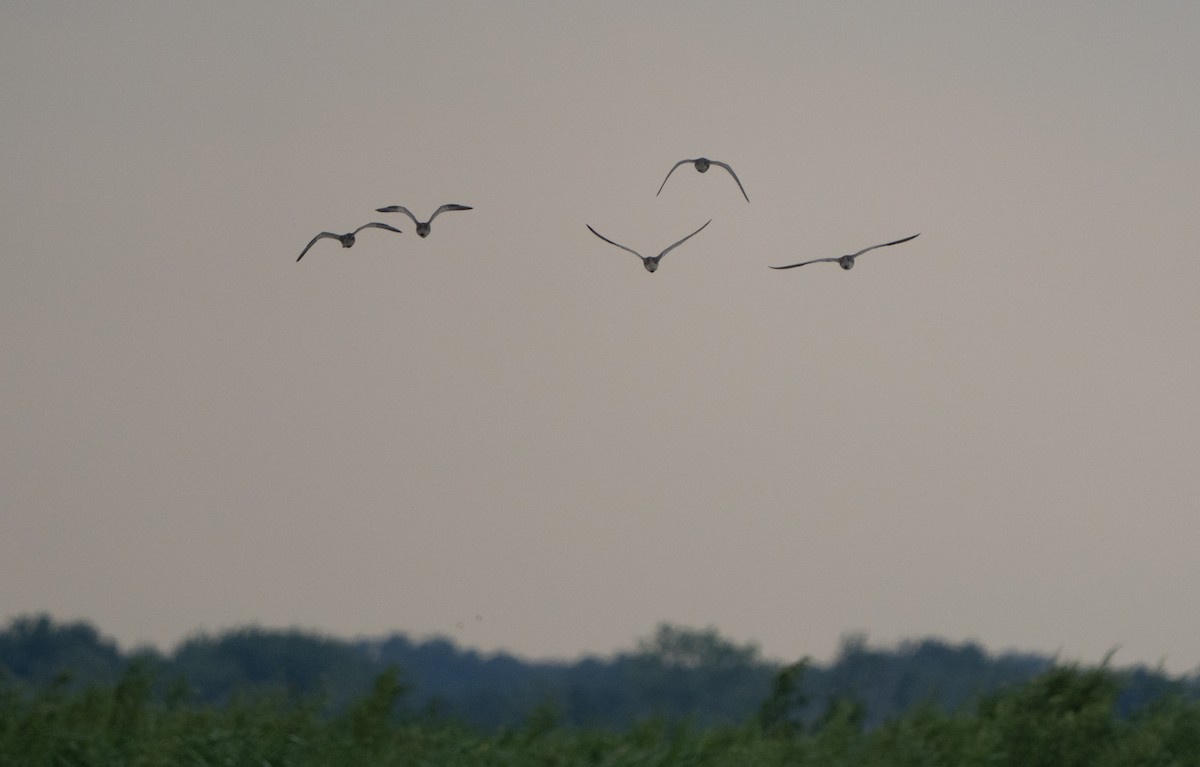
[838,256,856,270]
[694,158,710,172]
[642,257,660,273]
[416,223,431,238]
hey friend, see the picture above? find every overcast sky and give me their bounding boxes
[3,2,1199,673]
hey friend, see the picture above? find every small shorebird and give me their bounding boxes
[374,204,472,237]
[295,222,402,262]
[585,220,712,273]
[769,233,920,271]
[656,157,749,203]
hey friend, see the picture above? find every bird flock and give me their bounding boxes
[296,157,918,272]
[296,204,471,261]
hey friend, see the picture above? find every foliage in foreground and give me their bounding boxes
[4,662,1200,766]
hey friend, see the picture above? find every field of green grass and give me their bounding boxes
[5,662,1200,766]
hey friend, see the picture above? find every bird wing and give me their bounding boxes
[428,203,473,222]
[658,219,712,259]
[655,159,694,196]
[352,222,403,235]
[296,232,339,262]
[374,205,419,226]
[586,224,644,260]
[848,233,920,259]
[709,160,750,203]
[768,257,839,270]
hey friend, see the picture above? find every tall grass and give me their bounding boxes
[3,663,1200,766]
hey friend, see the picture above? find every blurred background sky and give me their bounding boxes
[3,2,1199,672]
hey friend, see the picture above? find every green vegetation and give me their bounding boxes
[0,615,1068,729]
[4,614,1200,764]
[5,661,1200,765]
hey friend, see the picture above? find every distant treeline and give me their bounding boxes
[0,614,1194,731]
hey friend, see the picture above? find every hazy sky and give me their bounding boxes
[3,3,1199,673]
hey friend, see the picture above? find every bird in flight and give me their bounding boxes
[769,233,920,271]
[295,222,403,262]
[586,219,712,273]
[374,204,472,238]
[656,157,749,203]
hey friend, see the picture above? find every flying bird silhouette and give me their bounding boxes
[769,233,920,271]
[295,222,403,262]
[374,204,472,237]
[585,220,712,273]
[656,157,749,202]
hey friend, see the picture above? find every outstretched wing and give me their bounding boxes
[586,224,645,261]
[296,231,338,262]
[374,205,419,226]
[655,158,694,196]
[848,233,920,259]
[428,203,473,222]
[768,257,839,270]
[709,160,750,203]
[658,219,712,260]
[352,222,403,236]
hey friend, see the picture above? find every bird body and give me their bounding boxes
[769,233,920,271]
[585,219,712,273]
[374,203,472,237]
[657,157,749,202]
[295,222,402,262]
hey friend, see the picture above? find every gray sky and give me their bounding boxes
[3,2,1199,673]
